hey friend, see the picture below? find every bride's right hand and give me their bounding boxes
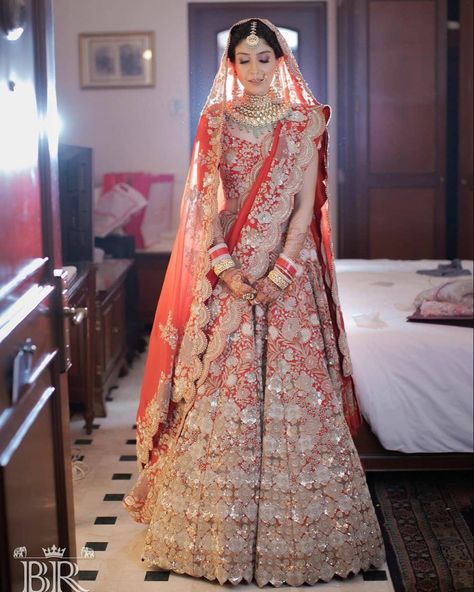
[220,268,256,300]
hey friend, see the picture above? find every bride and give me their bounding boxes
[123,17,386,587]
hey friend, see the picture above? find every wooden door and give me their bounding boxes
[338,0,447,258]
[458,0,473,259]
[0,1,76,590]
[189,2,328,140]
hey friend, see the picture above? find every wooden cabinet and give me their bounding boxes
[95,259,134,416]
[65,264,95,434]
[135,251,171,328]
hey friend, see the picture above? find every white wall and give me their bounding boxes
[53,0,338,248]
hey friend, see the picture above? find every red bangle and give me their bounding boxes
[275,255,297,278]
[209,242,230,261]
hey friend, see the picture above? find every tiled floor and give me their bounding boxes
[69,352,396,592]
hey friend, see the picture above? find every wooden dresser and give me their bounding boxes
[95,259,134,416]
[135,251,171,328]
[64,264,96,434]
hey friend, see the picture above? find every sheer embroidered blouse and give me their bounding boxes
[212,111,320,266]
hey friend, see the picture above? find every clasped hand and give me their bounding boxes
[219,268,282,305]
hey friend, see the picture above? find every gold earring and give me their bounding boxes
[270,69,283,102]
[232,71,239,100]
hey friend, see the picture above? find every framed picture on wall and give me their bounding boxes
[79,31,155,89]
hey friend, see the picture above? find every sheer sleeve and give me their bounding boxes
[208,170,236,276]
[210,171,227,246]
[211,212,227,246]
[281,141,319,261]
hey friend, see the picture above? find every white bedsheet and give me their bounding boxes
[335,259,474,454]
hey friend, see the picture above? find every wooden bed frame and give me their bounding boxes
[354,418,473,472]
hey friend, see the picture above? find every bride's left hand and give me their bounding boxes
[252,276,283,305]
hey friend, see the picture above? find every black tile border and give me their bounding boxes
[77,570,98,581]
[362,569,388,581]
[112,473,132,480]
[104,493,125,501]
[84,542,108,551]
[119,455,137,461]
[74,439,92,445]
[144,570,170,581]
[94,516,117,525]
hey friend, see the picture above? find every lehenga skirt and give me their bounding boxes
[123,234,386,587]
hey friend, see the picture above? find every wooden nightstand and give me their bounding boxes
[94,258,134,417]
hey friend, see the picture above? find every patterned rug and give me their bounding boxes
[368,471,473,592]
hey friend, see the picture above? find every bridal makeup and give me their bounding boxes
[233,40,279,96]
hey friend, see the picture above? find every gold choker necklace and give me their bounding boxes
[226,92,291,129]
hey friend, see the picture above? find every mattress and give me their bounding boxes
[335,259,473,454]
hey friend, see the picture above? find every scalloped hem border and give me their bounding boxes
[141,554,387,588]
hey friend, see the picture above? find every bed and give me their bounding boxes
[335,259,474,471]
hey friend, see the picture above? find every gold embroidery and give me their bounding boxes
[136,371,172,469]
[240,105,323,282]
[192,106,328,390]
[128,254,385,584]
[158,311,179,350]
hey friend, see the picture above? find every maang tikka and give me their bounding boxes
[246,21,260,47]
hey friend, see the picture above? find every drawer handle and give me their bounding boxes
[112,326,119,334]
[12,338,37,404]
[63,306,88,325]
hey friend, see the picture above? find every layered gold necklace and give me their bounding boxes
[226,91,291,139]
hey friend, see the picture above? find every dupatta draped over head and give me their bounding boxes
[136,18,361,471]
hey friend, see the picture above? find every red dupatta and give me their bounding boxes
[310,106,361,434]
[135,19,361,472]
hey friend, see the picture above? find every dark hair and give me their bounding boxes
[227,19,284,63]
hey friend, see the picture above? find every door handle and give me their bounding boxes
[11,338,37,404]
[63,306,88,325]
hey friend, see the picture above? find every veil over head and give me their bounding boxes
[135,18,361,471]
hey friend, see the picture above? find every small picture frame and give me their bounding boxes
[79,31,155,89]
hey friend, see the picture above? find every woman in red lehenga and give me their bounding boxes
[123,18,386,587]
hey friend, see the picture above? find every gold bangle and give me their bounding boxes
[213,257,235,276]
[268,268,291,290]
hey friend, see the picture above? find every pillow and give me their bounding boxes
[419,301,473,317]
[94,182,147,238]
[414,279,473,308]
[139,176,174,248]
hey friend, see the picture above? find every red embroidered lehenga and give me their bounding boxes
[123,18,385,587]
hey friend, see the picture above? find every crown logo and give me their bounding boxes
[42,545,66,558]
